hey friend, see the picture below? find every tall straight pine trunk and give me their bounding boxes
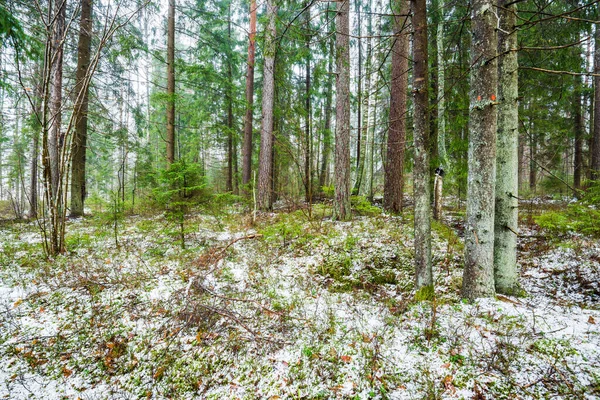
[383,0,409,213]
[411,0,432,292]
[592,15,600,179]
[257,0,277,210]
[70,0,93,217]
[463,0,498,299]
[494,0,518,295]
[333,0,351,220]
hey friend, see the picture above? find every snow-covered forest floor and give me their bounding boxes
[0,200,599,399]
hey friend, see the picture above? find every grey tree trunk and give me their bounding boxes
[226,5,234,193]
[592,19,600,179]
[304,4,312,203]
[70,0,93,217]
[353,0,364,195]
[318,35,334,191]
[48,0,66,200]
[166,0,175,164]
[411,0,432,293]
[432,0,446,220]
[241,0,257,189]
[463,0,498,300]
[494,0,519,295]
[383,0,409,213]
[257,0,277,211]
[333,0,351,220]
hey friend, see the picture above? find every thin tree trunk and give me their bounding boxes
[592,18,600,179]
[70,0,93,217]
[383,0,409,213]
[257,0,277,210]
[166,0,176,164]
[333,0,351,220]
[530,133,537,192]
[241,0,257,189]
[319,35,334,191]
[574,75,583,190]
[226,5,234,193]
[304,3,312,203]
[494,0,519,295]
[411,0,432,293]
[463,0,498,300]
[353,0,363,195]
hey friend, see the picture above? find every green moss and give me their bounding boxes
[414,285,435,301]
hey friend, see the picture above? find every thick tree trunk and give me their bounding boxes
[436,0,447,167]
[333,0,351,220]
[29,68,42,219]
[411,0,432,292]
[166,0,175,164]
[383,0,409,213]
[463,0,498,300]
[70,0,93,217]
[494,0,519,295]
[257,0,277,210]
[573,75,583,190]
[592,19,600,179]
[241,0,257,188]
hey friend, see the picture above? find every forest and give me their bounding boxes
[0,0,599,398]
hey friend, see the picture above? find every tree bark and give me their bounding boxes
[333,0,351,220]
[304,3,312,203]
[494,0,519,295]
[318,34,334,191]
[463,0,498,300]
[257,0,277,210]
[226,4,234,193]
[241,0,257,189]
[573,75,583,190]
[383,0,409,213]
[411,0,432,292]
[70,0,93,217]
[48,0,66,200]
[353,0,364,195]
[166,0,176,164]
[592,18,600,179]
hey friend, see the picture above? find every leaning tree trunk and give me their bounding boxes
[494,0,519,295]
[411,0,432,293]
[257,0,277,210]
[383,0,409,213]
[463,0,498,300]
[333,0,351,220]
[70,0,93,217]
[166,0,176,164]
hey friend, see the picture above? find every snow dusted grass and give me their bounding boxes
[0,205,599,399]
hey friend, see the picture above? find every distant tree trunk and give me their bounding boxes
[573,75,583,190]
[463,0,498,300]
[333,0,351,220]
[226,5,234,193]
[494,0,518,295]
[529,133,537,192]
[257,0,277,210]
[166,0,176,164]
[48,0,66,200]
[592,19,600,179]
[70,0,93,217]
[353,0,364,195]
[304,3,312,203]
[318,35,334,191]
[242,0,257,189]
[383,0,409,213]
[411,0,432,293]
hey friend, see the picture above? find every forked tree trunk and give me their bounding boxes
[70,0,93,217]
[333,0,351,220]
[494,0,519,295]
[383,0,409,213]
[257,0,277,210]
[411,0,432,293]
[241,0,257,189]
[463,0,498,300]
[166,0,176,164]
